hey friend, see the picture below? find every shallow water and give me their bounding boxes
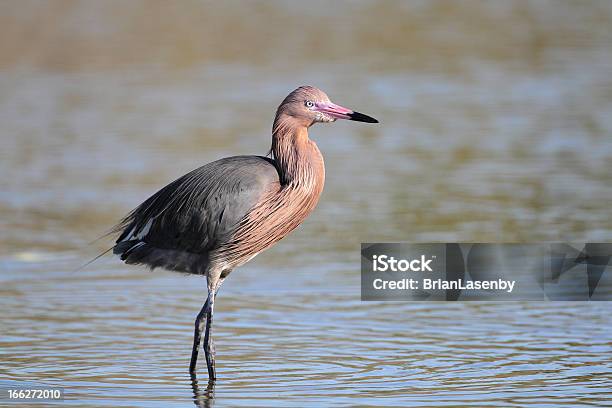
[1,256,611,407]
[1,1,612,406]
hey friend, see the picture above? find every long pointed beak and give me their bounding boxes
[315,102,378,123]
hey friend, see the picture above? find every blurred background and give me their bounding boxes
[1,1,611,406]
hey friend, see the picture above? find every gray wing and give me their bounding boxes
[113,155,280,273]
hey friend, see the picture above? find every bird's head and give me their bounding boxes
[275,86,378,128]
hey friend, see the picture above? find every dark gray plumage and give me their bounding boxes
[113,156,279,275]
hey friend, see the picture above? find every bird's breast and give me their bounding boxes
[217,144,325,267]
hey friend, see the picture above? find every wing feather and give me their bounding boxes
[113,155,280,259]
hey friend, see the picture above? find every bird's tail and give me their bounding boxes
[75,217,132,269]
[72,245,114,273]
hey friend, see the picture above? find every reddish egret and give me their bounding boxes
[111,86,378,380]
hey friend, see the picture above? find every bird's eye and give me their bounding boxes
[305,100,314,108]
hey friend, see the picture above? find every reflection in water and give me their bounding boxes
[1,1,611,406]
[190,374,215,408]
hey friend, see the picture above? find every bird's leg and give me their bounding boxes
[189,296,210,374]
[203,290,216,381]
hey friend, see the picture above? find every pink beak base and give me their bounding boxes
[315,102,378,123]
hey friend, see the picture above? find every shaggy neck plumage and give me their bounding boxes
[271,112,319,186]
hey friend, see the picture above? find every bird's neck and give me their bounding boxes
[271,113,324,187]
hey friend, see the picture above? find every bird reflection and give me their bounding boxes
[191,373,215,408]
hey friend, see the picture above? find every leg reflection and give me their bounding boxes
[190,372,215,408]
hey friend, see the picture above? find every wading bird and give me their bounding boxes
[111,86,378,381]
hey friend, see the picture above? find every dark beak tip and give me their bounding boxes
[349,111,379,124]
